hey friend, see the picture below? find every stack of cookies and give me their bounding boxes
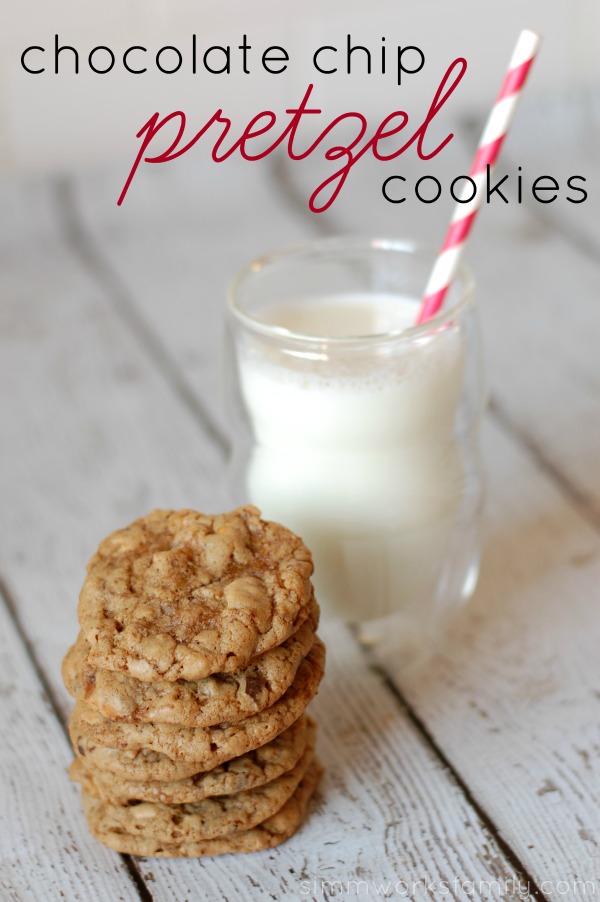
[62,506,325,857]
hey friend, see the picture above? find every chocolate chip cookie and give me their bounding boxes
[78,507,314,682]
[70,716,314,805]
[64,601,318,726]
[70,639,324,775]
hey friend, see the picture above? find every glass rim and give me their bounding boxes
[227,236,476,348]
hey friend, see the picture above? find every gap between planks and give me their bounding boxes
[52,159,549,898]
[0,574,155,902]
[53,176,230,461]
[359,644,545,901]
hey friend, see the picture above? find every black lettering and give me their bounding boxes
[54,34,78,74]
[262,45,288,74]
[531,175,559,203]
[450,175,477,203]
[347,35,371,74]
[156,45,183,74]
[123,46,147,74]
[21,46,45,74]
[486,165,509,203]
[566,175,587,204]
[415,175,442,203]
[382,175,406,203]
[397,45,425,85]
[239,34,251,74]
[88,45,115,74]
[313,46,337,74]
[204,45,230,75]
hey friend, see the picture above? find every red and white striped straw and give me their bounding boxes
[416,29,541,325]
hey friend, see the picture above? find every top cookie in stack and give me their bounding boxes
[63,506,325,858]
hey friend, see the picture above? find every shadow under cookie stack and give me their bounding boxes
[62,506,325,858]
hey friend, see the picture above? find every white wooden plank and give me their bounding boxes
[0,173,529,897]
[380,417,600,895]
[69,158,313,442]
[0,592,140,901]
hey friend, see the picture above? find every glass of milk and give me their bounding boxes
[227,237,486,657]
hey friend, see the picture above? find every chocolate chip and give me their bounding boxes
[244,675,264,701]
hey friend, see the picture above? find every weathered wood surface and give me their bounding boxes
[0,584,141,900]
[0,171,528,900]
[396,417,600,893]
[1,95,599,899]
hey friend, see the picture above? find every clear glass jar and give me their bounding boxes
[226,237,486,654]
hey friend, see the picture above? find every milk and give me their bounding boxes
[236,293,472,623]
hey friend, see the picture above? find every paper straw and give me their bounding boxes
[416,29,541,325]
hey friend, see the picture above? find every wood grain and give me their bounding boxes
[0,172,531,897]
[384,418,600,893]
[0,587,141,900]
[67,158,314,446]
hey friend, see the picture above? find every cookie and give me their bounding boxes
[70,639,325,776]
[63,602,318,726]
[70,716,314,805]
[78,507,314,682]
[78,728,315,844]
[82,757,323,857]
